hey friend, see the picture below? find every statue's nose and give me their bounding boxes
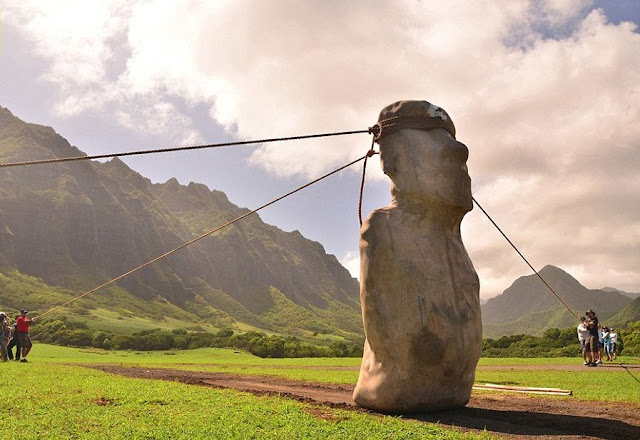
[443,137,469,164]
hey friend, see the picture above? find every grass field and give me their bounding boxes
[30,345,640,403]
[1,349,489,439]
[2,344,638,438]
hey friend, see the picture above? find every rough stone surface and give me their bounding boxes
[353,100,482,413]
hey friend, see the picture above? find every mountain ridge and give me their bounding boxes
[482,265,632,337]
[0,106,362,340]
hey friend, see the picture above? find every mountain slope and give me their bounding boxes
[601,287,640,300]
[482,265,632,338]
[0,106,362,339]
[608,297,640,327]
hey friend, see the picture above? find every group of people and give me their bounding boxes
[0,309,33,362]
[577,309,618,367]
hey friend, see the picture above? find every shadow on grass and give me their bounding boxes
[404,406,638,440]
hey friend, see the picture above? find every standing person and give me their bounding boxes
[602,326,612,361]
[16,309,34,362]
[576,317,590,365]
[7,315,21,361]
[609,327,618,360]
[585,309,599,367]
[0,312,9,362]
[597,324,605,364]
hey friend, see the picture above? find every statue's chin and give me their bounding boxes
[430,192,474,213]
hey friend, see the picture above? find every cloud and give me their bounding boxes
[340,250,361,281]
[5,1,131,115]
[4,1,640,297]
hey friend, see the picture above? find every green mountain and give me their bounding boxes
[608,297,640,328]
[601,287,640,300]
[481,265,632,338]
[0,106,362,341]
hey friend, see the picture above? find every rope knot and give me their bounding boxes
[368,125,381,138]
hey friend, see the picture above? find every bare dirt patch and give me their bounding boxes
[87,365,639,440]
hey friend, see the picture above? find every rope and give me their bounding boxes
[35,153,370,320]
[472,196,581,322]
[0,130,370,168]
[620,363,640,385]
[358,134,378,226]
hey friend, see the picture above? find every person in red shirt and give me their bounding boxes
[16,309,34,362]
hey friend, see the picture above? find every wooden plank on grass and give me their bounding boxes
[473,383,572,396]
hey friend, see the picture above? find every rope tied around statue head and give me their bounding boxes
[360,101,456,226]
[368,114,456,142]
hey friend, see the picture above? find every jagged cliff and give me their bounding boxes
[0,106,361,338]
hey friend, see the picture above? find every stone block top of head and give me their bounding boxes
[372,100,456,142]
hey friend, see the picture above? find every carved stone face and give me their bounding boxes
[379,128,472,213]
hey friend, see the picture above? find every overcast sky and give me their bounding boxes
[1,1,639,299]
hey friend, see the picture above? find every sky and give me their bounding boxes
[1,0,639,300]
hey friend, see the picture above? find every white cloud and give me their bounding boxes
[541,0,594,26]
[340,251,360,281]
[4,1,640,297]
[5,0,131,115]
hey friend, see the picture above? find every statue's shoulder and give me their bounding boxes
[361,206,398,242]
[363,206,396,227]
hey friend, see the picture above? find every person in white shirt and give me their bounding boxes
[576,317,590,365]
[609,328,618,360]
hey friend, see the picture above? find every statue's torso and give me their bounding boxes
[354,206,482,412]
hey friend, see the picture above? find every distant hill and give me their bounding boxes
[600,287,640,300]
[0,106,362,341]
[481,265,632,338]
[608,297,640,328]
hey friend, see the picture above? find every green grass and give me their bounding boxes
[0,362,488,439]
[33,344,361,367]
[477,356,639,366]
[474,369,640,404]
[85,307,220,334]
[3,344,638,438]
[26,345,640,405]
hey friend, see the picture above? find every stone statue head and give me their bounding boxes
[374,100,472,214]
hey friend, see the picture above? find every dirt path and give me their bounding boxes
[477,363,640,371]
[88,365,639,439]
[168,362,640,372]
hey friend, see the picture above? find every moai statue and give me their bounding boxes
[353,100,482,413]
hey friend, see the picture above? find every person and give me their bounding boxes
[16,309,34,362]
[576,317,590,365]
[585,309,599,367]
[7,314,21,361]
[609,327,618,360]
[596,324,605,364]
[0,312,9,362]
[602,326,612,361]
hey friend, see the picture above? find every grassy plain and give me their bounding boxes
[30,345,640,404]
[1,350,488,440]
[3,344,638,438]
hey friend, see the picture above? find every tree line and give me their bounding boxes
[30,317,640,358]
[482,324,637,357]
[29,317,363,358]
